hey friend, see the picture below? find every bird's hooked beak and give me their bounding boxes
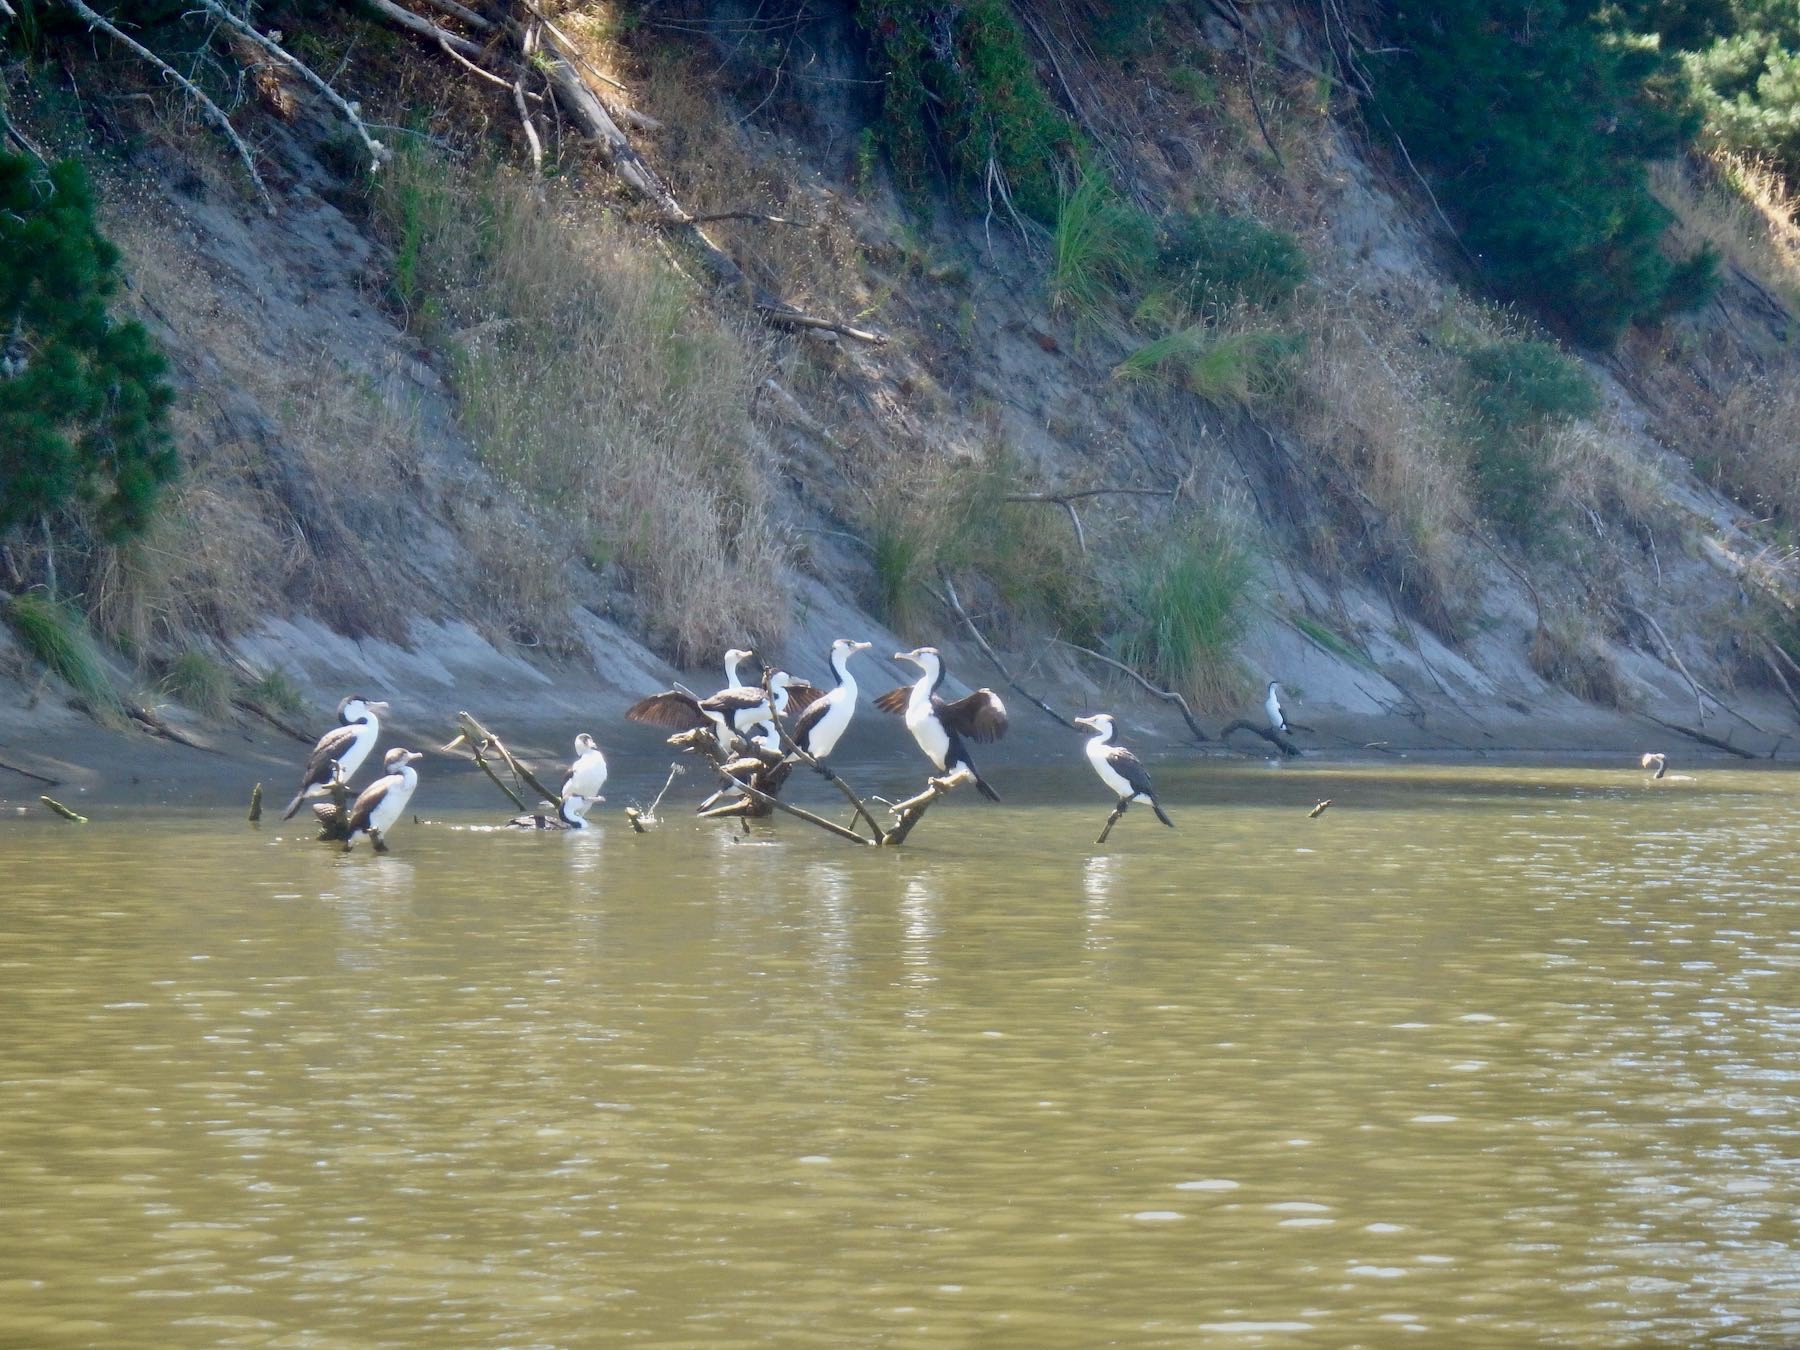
[895,649,919,665]
[403,750,423,764]
[367,700,392,716]
[1073,714,1102,732]
[848,640,873,654]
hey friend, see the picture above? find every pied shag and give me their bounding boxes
[628,647,775,750]
[342,747,422,853]
[282,695,390,819]
[1073,713,1173,828]
[787,638,873,762]
[507,793,595,830]
[563,733,608,802]
[1265,681,1289,735]
[1641,752,1668,780]
[874,646,1008,800]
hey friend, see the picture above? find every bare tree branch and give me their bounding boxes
[932,567,1078,730]
[196,0,389,170]
[62,0,274,212]
[1051,638,1211,743]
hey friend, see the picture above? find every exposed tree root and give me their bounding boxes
[1219,719,1302,757]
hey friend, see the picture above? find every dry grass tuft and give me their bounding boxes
[1651,153,1800,309]
[375,144,791,662]
[1286,292,1474,637]
[1709,365,1800,525]
[1530,604,1628,708]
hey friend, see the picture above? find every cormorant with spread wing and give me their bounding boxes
[874,646,1007,800]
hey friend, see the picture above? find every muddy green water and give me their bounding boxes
[1,760,1797,1346]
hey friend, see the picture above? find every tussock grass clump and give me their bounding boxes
[158,647,232,717]
[1048,170,1157,327]
[1287,296,1473,638]
[1709,365,1800,524]
[1115,514,1253,711]
[1116,324,1304,411]
[1458,337,1600,539]
[242,666,307,719]
[1530,606,1627,708]
[5,592,127,725]
[372,143,789,663]
[861,447,1101,641]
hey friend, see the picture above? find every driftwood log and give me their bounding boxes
[1219,719,1302,757]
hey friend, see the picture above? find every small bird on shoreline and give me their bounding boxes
[1265,681,1289,735]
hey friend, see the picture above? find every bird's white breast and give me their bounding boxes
[370,766,417,834]
[1085,738,1133,797]
[567,750,607,798]
[807,686,857,759]
[905,686,950,769]
[339,719,380,778]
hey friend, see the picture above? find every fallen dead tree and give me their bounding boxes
[1218,719,1303,757]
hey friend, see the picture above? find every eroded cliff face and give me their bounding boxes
[2,1,1795,791]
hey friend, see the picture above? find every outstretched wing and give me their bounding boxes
[936,688,1008,742]
[873,686,911,716]
[626,691,708,730]
[1105,746,1156,799]
[782,680,826,715]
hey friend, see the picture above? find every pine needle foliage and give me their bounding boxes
[1372,0,1716,345]
[0,153,177,539]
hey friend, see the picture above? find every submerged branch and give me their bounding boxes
[1219,718,1302,757]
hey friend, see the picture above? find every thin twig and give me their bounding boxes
[1051,638,1211,743]
[512,77,543,176]
[195,0,388,169]
[1227,0,1284,171]
[933,568,1077,730]
[63,0,274,211]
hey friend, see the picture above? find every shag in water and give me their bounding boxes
[507,793,595,830]
[563,733,608,801]
[1264,680,1289,735]
[874,646,1008,800]
[282,695,390,819]
[1073,713,1173,827]
[1641,752,1668,780]
[342,747,422,853]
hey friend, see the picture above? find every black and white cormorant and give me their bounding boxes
[281,695,390,819]
[874,646,1008,800]
[1074,713,1173,828]
[506,793,596,830]
[342,746,422,853]
[628,647,775,750]
[1265,680,1289,735]
[563,733,608,801]
[786,638,873,762]
[1641,752,1668,780]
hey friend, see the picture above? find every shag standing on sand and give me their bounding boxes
[342,747,423,853]
[563,733,608,802]
[875,646,1008,800]
[1073,713,1173,828]
[282,695,390,819]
